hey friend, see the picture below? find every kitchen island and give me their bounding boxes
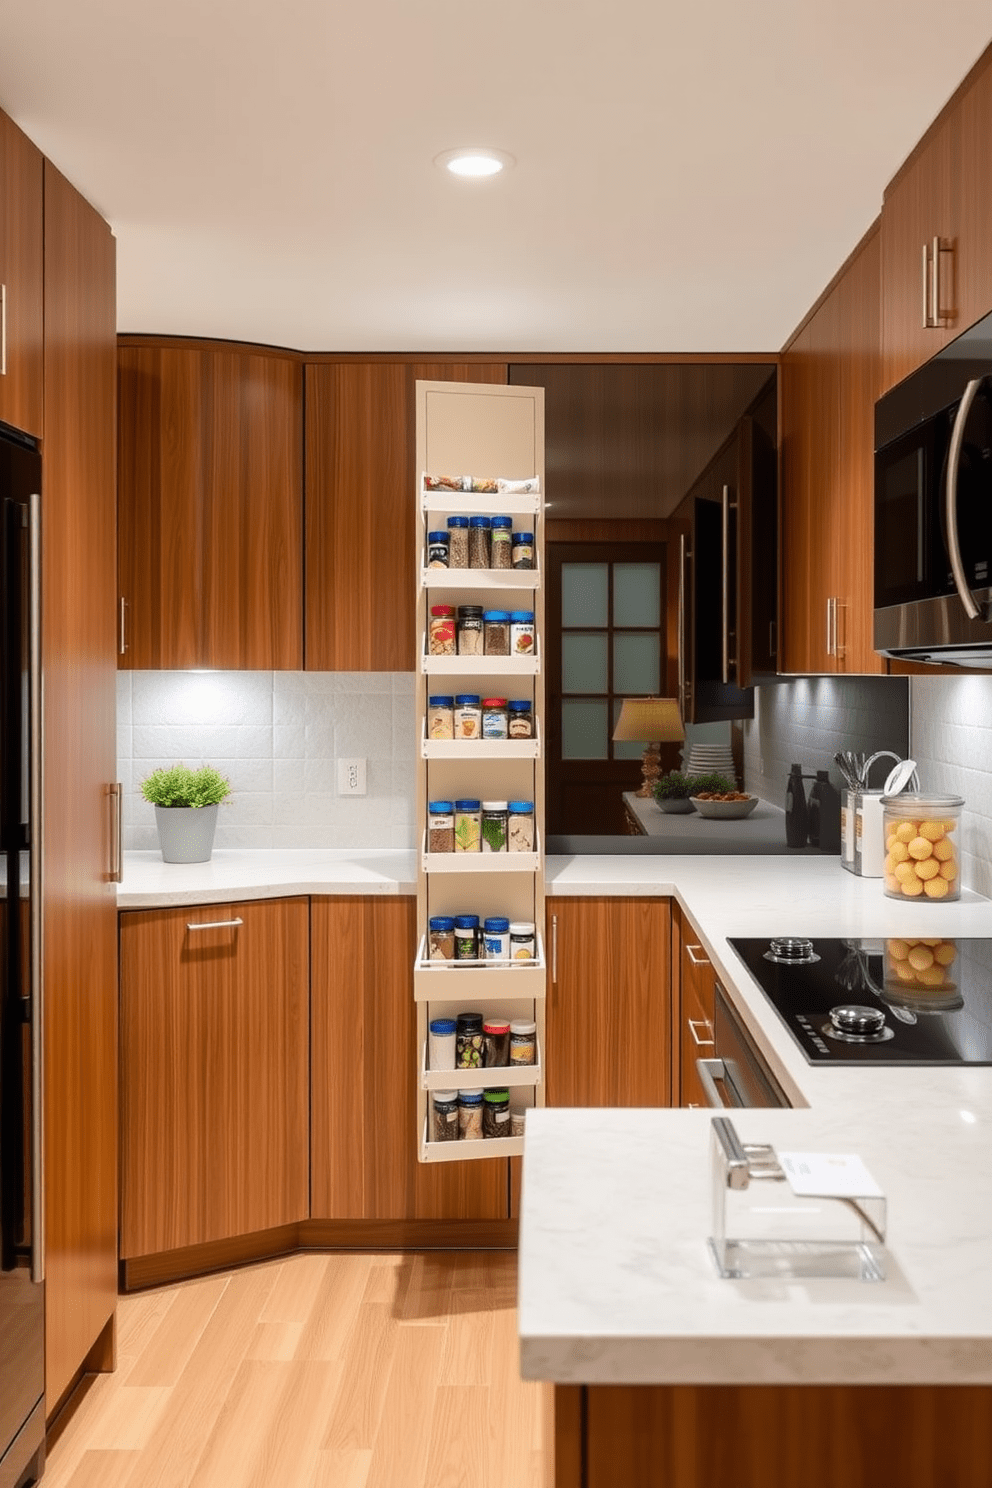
[527,853,992,1486]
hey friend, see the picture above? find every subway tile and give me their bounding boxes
[273,758,306,794]
[273,724,306,759]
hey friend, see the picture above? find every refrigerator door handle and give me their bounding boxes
[28,491,44,1284]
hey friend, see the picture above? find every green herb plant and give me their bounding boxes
[687,771,739,796]
[652,769,739,803]
[139,763,232,809]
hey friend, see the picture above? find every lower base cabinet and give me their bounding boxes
[546,897,671,1107]
[119,897,310,1258]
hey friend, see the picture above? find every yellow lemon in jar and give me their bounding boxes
[894,820,917,843]
[924,877,950,899]
[896,960,918,981]
[914,858,941,881]
[940,859,959,881]
[889,840,910,863]
[918,965,948,987]
[894,861,916,883]
[934,942,957,965]
[918,820,946,842]
[888,939,910,961]
[908,837,933,861]
[908,944,935,970]
[933,838,955,862]
[901,877,924,896]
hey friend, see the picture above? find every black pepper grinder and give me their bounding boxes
[810,769,841,852]
[785,763,808,848]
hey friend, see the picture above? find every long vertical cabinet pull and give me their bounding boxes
[922,238,952,329]
[109,783,124,883]
[119,596,128,657]
[0,283,7,376]
[413,380,547,1163]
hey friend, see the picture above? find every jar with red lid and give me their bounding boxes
[429,604,455,656]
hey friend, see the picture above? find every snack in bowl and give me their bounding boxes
[689,792,759,820]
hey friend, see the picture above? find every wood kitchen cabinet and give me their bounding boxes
[0,108,44,438]
[310,896,508,1224]
[42,162,119,1413]
[545,897,671,1107]
[304,360,506,671]
[780,222,883,674]
[117,338,304,669]
[880,44,992,394]
[119,898,310,1260]
[672,907,716,1109]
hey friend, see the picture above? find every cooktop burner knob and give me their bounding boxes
[769,937,815,962]
[829,1004,887,1037]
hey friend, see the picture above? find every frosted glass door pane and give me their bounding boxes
[614,633,660,695]
[563,633,609,694]
[613,564,660,628]
[612,699,645,760]
[562,700,608,759]
[562,563,608,627]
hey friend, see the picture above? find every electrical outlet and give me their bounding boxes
[337,758,367,796]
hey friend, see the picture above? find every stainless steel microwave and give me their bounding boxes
[874,309,992,666]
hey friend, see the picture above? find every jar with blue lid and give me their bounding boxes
[454,916,480,959]
[490,514,513,570]
[454,694,482,739]
[427,695,454,741]
[428,1017,456,1069]
[512,531,534,569]
[457,1088,484,1139]
[507,800,535,852]
[427,800,455,853]
[483,915,510,961]
[428,915,455,960]
[508,699,533,738]
[446,515,469,567]
[427,530,449,568]
[510,610,536,656]
[454,798,481,852]
[468,515,491,569]
[483,609,511,656]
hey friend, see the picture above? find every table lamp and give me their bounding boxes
[612,697,685,798]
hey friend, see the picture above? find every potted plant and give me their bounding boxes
[651,770,698,814]
[139,763,231,863]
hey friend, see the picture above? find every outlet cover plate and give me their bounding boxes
[337,758,367,796]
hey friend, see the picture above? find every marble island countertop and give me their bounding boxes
[521,854,992,1386]
[116,847,418,907]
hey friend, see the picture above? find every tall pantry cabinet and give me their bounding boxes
[413,381,546,1163]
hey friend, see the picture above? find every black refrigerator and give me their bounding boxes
[0,424,44,1488]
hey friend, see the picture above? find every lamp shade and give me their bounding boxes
[612,697,685,743]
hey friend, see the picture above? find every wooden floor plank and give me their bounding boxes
[423,1384,492,1488]
[364,1325,445,1488]
[124,1275,230,1386]
[310,1449,372,1488]
[56,1451,144,1488]
[186,1361,287,1488]
[321,1302,400,1452]
[245,1360,342,1488]
[293,1254,372,1361]
[399,1253,455,1324]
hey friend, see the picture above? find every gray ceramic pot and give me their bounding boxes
[656,797,695,814]
[154,804,219,863]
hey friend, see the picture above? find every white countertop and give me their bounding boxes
[117,848,418,907]
[522,854,992,1386]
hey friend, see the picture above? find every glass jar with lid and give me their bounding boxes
[456,605,484,656]
[427,530,449,568]
[481,801,508,853]
[454,915,480,959]
[509,921,536,960]
[454,798,482,851]
[427,695,454,740]
[881,793,963,902]
[507,699,534,738]
[511,531,534,569]
[510,610,536,656]
[456,1011,485,1066]
[454,695,481,739]
[429,604,455,656]
[483,610,511,656]
[489,515,513,570]
[482,1088,511,1138]
[427,800,454,853]
[447,515,469,568]
[507,800,535,852]
[482,697,508,739]
[468,515,491,569]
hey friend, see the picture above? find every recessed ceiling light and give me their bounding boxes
[435,148,514,179]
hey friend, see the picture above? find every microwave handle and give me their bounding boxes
[946,378,983,621]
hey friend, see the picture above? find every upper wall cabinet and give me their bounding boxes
[880,47,992,394]
[118,340,304,669]
[305,360,506,671]
[0,109,44,438]
[781,225,883,675]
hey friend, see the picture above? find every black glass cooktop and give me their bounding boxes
[729,936,992,1065]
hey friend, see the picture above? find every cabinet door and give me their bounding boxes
[0,109,44,437]
[880,112,956,394]
[304,361,506,671]
[679,939,716,1109]
[546,897,671,1107]
[956,56,992,338]
[118,340,303,669]
[42,163,118,1410]
[310,896,507,1221]
[120,898,310,1258]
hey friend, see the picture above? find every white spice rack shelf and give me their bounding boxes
[421,563,541,591]
[413,934,547,1000]
[420,485,541,516]
[420,1120,526,1163]
[419,1045,542,1092]
[421,838,540,874]
[420,645,540,677]
[421,725,541,761]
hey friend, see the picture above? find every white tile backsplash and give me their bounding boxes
[908,675,992,900]
[119,671,418,851]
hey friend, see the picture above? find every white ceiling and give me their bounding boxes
[2,2,990,353]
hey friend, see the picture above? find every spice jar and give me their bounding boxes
[510,1020,537,1065]
[882,793,963,902]
[428,915,455,961]
[483,609,511,656]
[427,800,455,853]
[428,1017,456,1069]
[432,1091,458,1142]
[427,530,449,568]
[454,798,482,852]
[468,515,491,569]
[510,610,536,656]
[454,915,480,960]
[512,531,534,570]
[482,698,508,740]
[456,1012,485,1068]
[509,1109,526,1137]
[510,921,536,960]
[507,800,535,852]
[427,695,454,740]
[456,605,484,656]
[507,699,534,738]
[429,604,456,656]
[490,515,513,570]
[483,1089,510,1138]
[483,1018,511,1067]
[447,515,469,568]
[481,801,508,853]
[457,1089,484,1140]
[454,695,482,740]
[482,915,510,962]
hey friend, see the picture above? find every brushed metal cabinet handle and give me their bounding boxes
[685,943,710,967]
[119,596,127,656]
[0,282,7,376]
[186,917,244,932]
[687,1018,715,1048]
[697,1058,730,1109]
[109,782,123,882]
[922,240,931,328]
[551,913,558,984]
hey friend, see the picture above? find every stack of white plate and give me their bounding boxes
[682,745,736,776]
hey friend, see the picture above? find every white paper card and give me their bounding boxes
[777,1152,884,1200]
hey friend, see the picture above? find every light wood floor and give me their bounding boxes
[45,1251,552,1488]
